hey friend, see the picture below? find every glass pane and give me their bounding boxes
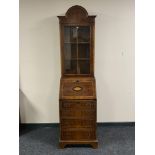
[64,43,77,59]
[78,26,90,42]
[78,60,90,74]
[64,60,77,74]
[63,26,90,75]
[78,43,90,59]
[64,26,77,42]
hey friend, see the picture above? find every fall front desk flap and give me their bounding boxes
[60,77,96,100]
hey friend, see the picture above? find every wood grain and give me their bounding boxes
[58,5,98,148]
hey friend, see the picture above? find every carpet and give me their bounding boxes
[19,125,135,155]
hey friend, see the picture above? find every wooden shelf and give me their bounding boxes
[65,58,90,61]
[64,42,90,44]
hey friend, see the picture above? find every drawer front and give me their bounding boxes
[61,101,96,109]
[61,109,95,118]
[61,119,96,128]
[61,129,96,140]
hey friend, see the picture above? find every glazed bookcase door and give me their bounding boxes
[63,26,90,75]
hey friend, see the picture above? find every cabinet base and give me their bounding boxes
[59,140,98,149]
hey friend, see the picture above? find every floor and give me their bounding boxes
[19,125,135,155]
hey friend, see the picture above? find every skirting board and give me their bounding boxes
[20,122,135,132]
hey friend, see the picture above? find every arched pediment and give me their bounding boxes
[58,5,96,24]
[65,5,88,19]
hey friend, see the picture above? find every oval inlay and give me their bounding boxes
[72,86,82,91]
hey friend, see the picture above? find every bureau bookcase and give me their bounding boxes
[58,5,98,148]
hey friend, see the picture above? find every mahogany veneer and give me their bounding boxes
[58,5,98,148]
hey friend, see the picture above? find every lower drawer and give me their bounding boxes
[61,129,96,140]
[61,119,95,128]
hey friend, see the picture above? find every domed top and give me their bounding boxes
[57,5,96,24]
[65,5,88,18]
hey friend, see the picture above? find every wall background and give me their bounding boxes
[19,0,135,123]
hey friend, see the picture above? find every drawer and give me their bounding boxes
[61,101,96,109]
[61,119,96,128]
[61,129,96,140]
[61,109,95,118]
